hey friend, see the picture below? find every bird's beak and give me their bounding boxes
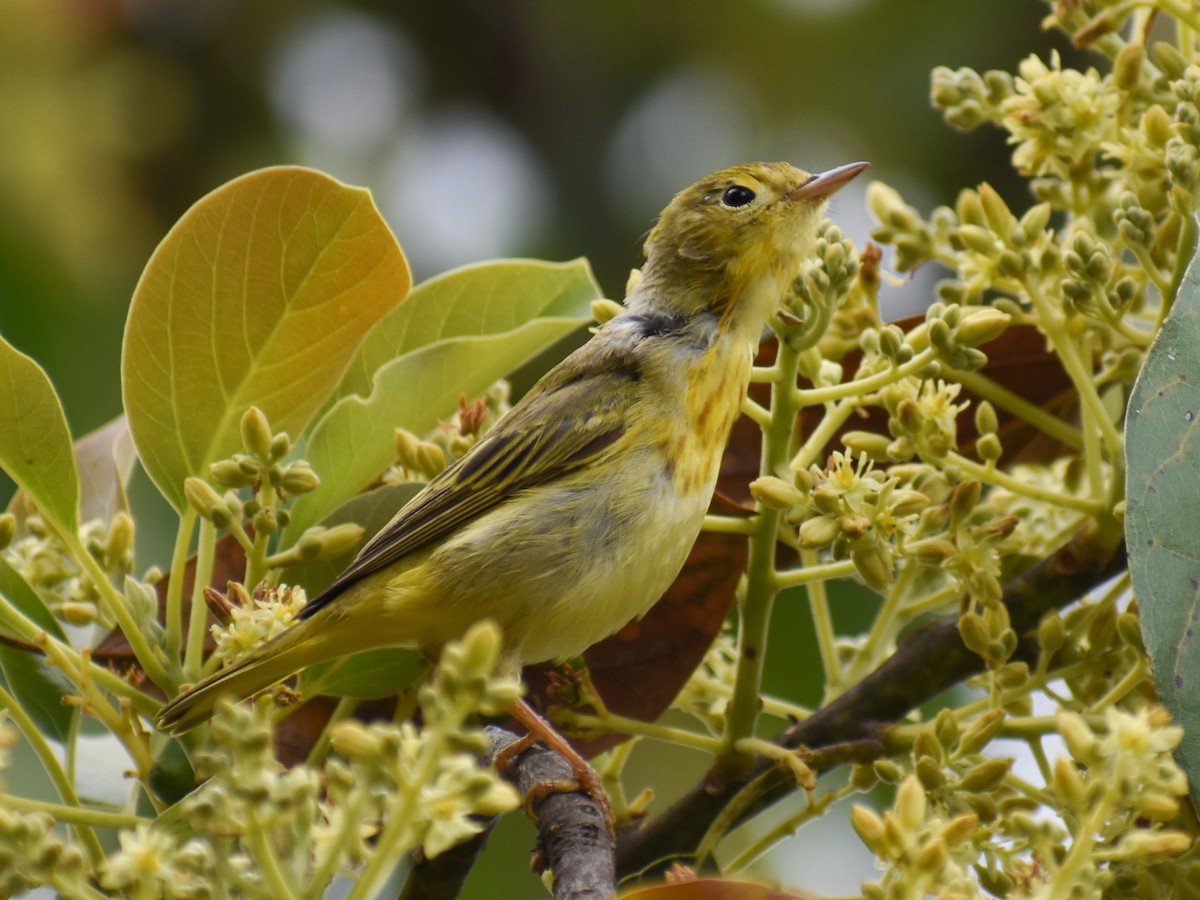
[789,161,870,202]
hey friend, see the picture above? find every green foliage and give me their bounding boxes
[1126,247,1200,813]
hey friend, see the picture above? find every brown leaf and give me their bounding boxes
[92,535,246,675]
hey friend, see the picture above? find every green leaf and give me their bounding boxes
[1126,247,1200,810]
[0,640,77,742]
[332,257,601,403]
[285,260,597,538]
[122,166,411,511]
[299,647,427,699]
[0,556,65,641]
[0,333,79,536]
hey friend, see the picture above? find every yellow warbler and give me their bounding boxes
[157,160,866,802]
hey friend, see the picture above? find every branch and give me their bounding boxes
[616,528,1126,876]
[401,727,617,900]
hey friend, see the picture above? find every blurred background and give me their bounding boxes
[0,0,1088,895]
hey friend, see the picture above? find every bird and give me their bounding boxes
[156,159,868,819]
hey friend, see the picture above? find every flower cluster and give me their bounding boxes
[208,582,308,667]
[852,704,1196,899]
[390,381,512,483]
[88,622,520,897]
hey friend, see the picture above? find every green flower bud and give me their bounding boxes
[1152,40,1188,79]
[1113,41,1145,91]
[240,407,273,460]
[974,400,999,436]
[915,837,949,876]
[1038,611,1065,655]
[1144,103,1174,147]
[1056,712,1097,764]
[185,477,228,526]
[934,709,959,750]
[211,458,257,488]
[851,536,894,590]
[279,461,320,495]
[976,433,1003,462]
[958,224,997,255]
[916,756,946,790]
[1018,202,1051,238]
[913,728,943,765]
[873,759,904,784]
[269,431,292,463]
[55,601,98,626]
[978,183,1014,234]
[907,538,958,566]
[749,476,801,510]
[798,515,840,549]
[841,430,893,461]
[958,612,990,657]
[941,813,978,847]
[959,757,1012,793]
[850,804,890,856]
[896,775,927,832]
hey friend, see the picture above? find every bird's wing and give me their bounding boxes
[298,343,641,619]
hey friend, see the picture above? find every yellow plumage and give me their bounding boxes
[157,160,867,735]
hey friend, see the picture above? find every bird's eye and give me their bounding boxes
[721,185,756,208]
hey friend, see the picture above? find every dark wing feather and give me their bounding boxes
[298,342,642,619]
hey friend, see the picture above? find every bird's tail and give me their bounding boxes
[156,616,341,735]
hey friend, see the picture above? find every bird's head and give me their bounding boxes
[637,161,868,334]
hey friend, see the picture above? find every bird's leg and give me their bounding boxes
[496,697,616,836]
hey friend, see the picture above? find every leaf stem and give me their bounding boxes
[164,509,197,672]
[184,518,218,682]
[0,684,105,867]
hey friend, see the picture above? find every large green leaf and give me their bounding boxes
[284,260,598,538]
[0,639,77,742]
[0,333,79,536]
[122,166,411,511]
[0,556,65,642]
[0,557,74,741]
[332,257,601,402]
[1126,247,1200,810]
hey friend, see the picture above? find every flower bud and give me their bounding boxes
[974,401,998,436]
[958,612,990,658]
[1056,712,1097,764]
[916,756,946,790]
[1115,830,1192,861]
[1143,103,1173,147]
[105,511,135,564]
[210,459,257,488]
[279,461,320,495]
[958,224,997,255]
[240,407,273,460]
[896,775,927,832]
[976,433,1003,462]
[915,837,948,876]
[873,759,904,784]
[959,757,1012,793]
[978,183,1014,235]
[841,431,893,461]
[955,710,1006,756]
[851,536,894,590]
[749,476,801,510]
[798,515,840,549]
[185,477,229,527]
[0,512,14,551]
[1112,41,1145,92]
[957,309,1010,347]
[850,805,889,856]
